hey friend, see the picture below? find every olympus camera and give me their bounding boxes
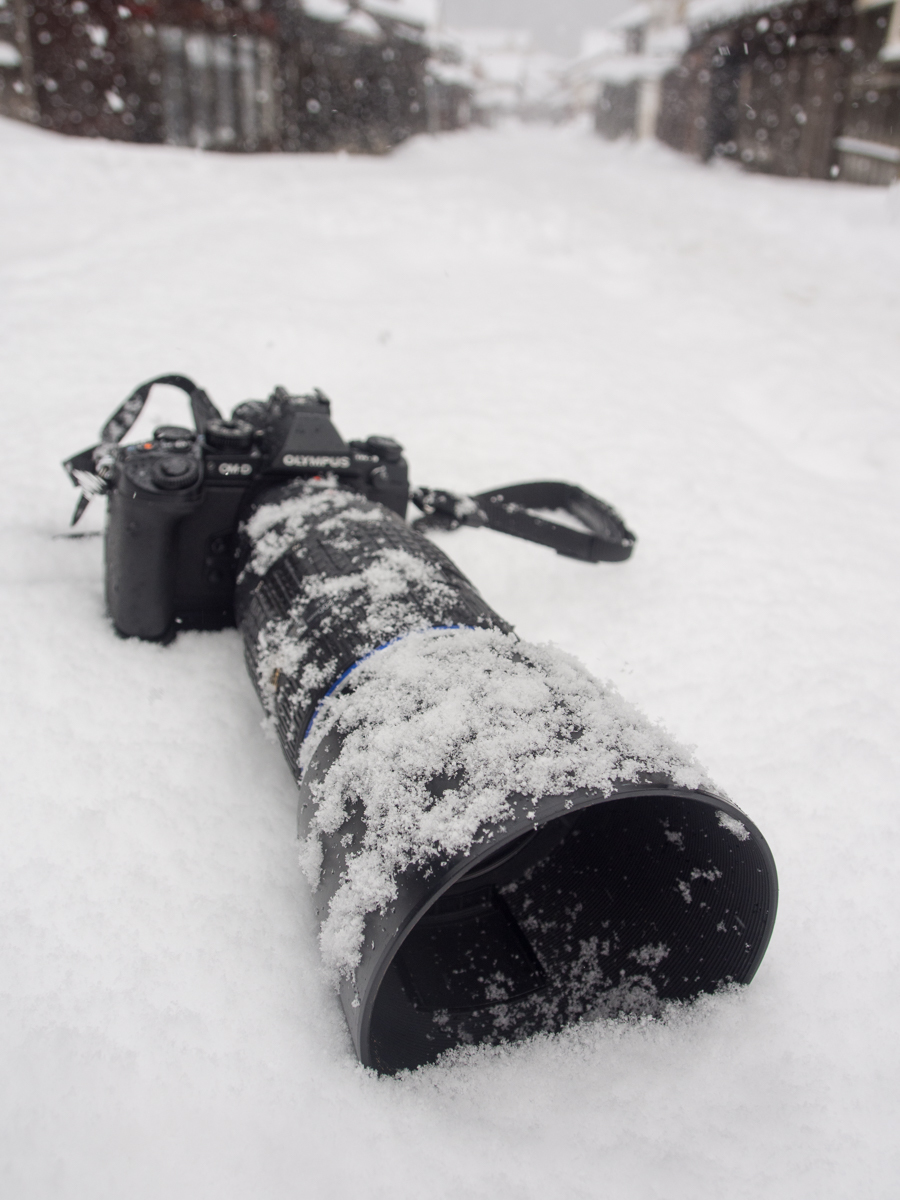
[63,374,777,1074]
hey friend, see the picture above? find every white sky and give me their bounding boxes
[441,0,633,54]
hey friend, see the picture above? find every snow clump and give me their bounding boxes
[299,626,714,984]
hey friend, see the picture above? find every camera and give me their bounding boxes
[65,375,778,1074]
[96,382,410,641]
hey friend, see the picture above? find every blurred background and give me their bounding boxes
[2,0,898,185]
[443,0,631,54]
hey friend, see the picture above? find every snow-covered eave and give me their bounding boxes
[560,48,627,81]
[298,0,433,35]
[298,0,342,23]
[360,0,435,31]
[609,3,652,32]
[427,61,476,88]
[685,0,785,34]
[595,54,678,84]
[0,39,23,69]
[562,57,638,85]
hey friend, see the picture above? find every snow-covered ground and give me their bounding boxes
[1,116,898,1198]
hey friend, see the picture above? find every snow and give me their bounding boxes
[297,622,708,980]
[0,39,22,69]
[445,27,533,56]
[2,115,900,1197]
[300,0,351,23]
[609,4,652,31]
[361,0,438,29]
[428,60,477,88]
[342,9,383,40]
[685,0,774,31]
[577,29,626,60]
[717,810,750,841]
[594,53,677,84]
[645,25,690,56]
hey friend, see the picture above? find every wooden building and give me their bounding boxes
[656,0,900,182]
[592,5,688,143]
[833,0,900,182]
[0,0,450,153]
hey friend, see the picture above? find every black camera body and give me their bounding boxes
[105,386,409,641]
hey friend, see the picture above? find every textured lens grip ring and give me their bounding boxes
[235,484,511,783]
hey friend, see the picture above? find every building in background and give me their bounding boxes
[5,0,897,179]
[591,4,687,138]
[551,28,625,118]
[658,0,900,182]
[432,27,570,122]
[0,0,472,152]
[836,0,900,181]
[424,27,476,130]
[586,0,900,184]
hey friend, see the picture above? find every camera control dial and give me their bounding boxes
[205,419,255,452]
[152,456,201,490]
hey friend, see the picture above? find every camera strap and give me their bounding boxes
[411,481,635,563]
[61,376,635,562]
[62,375,222,526]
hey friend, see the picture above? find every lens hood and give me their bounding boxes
[299,667,777,1074]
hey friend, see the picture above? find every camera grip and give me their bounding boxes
[105,489,189,640]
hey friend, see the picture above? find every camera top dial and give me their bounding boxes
[151,456,201,490]
[205,419,255,452]
[120,433,204,497]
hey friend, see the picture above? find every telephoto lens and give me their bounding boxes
[236,481,777,1074]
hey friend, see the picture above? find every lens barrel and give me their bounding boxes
[236,483,777,1073]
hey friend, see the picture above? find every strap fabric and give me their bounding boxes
[100,374,221,445]
[411,481,635,563]
[63,375,221,525]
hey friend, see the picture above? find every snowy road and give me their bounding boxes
[1,116,899,1198]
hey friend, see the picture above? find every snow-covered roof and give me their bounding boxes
[427,60,476,88]
[0,39,23,69]
[361,0,438,28]
[343,9,383,39]
[685,0,777,31]
[578,29,627,60]
[445,27,533,55]
[476,50,530,86]
[301,0,350,23]
[472,82,521,106]
[608,4,652,31]
[301,0,436,28]
[520,52,568,101]
[645,24,689,55]
[594,53,677,84]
